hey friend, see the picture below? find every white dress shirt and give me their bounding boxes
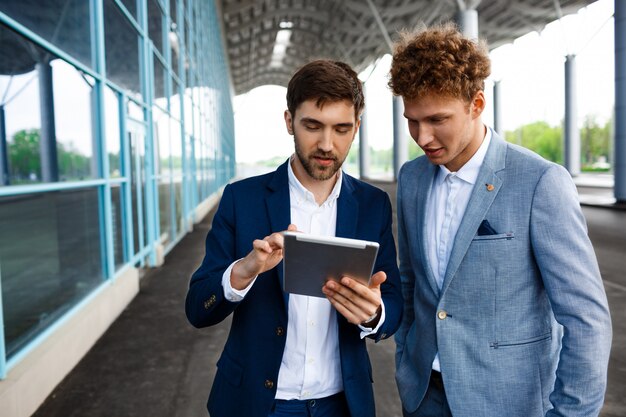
[426,127,491,372]
[220,157,383,400]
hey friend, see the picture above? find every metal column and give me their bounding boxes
[37,61,59,182]
[393,96,407,180]
[455,8,479,38]
[359,111,370,179]
[564,54,581,176]
[0,105,9,185]
[615,0,626,201]
[493,80,503,137]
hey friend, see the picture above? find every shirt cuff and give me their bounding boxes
[221,259,258,302]
[358,300,386,338]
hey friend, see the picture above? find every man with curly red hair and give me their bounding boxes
[390,23,611,417]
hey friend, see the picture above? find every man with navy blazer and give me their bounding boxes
[388,24,612,416]
[186,60,402,417]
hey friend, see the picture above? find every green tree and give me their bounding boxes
[8,129,40,181]
[581,115,610,170]
[505,121,563,163]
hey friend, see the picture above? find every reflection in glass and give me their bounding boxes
[119,0,138,20]
[158,178,171,245]
[127,98,143,121]
[0,188,103,357]
[171,118,182,177]
[129,129,146,255]
[171,78,181,120]
[148,0,164,54]
[51,60,96,181]
[0,24,96,185]
[104,0,142,99]
[104,87,121,178]
[153,54,166,101]
[174,179,183,236]
[0,0,93,68]
[153,106,170,176]
[111,184,126,268]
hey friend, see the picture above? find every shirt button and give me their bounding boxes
[276,326,284,336]
[264,379,274,389]
[437,310,448,320]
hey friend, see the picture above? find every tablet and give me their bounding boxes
[282,231,379,298]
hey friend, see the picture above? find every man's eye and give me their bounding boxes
[336,129,350,134]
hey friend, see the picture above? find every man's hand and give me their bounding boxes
[322,270,386,326]
[231,224,298,290]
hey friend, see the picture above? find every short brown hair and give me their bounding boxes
[388,23,491,102]
[287,59,364,118]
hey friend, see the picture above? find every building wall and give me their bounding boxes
[0,0,235,415]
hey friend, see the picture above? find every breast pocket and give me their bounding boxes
[471,232,515,242]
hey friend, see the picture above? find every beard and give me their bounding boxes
[294,134,345,181]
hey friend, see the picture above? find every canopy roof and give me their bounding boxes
[220,0,595,95]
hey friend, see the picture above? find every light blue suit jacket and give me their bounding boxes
[395,131,612,416]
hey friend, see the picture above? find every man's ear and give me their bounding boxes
[284,110,294,135]
[471,91,486,119]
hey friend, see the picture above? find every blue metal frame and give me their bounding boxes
[0,0,236,376]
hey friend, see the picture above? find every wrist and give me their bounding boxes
[361,305,382,328]
[231,260,255,290]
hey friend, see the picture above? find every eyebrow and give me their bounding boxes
[299,117,354,128]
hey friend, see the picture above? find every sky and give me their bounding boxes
[233,0,615,164]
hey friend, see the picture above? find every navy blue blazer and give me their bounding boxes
[186,160,402,417]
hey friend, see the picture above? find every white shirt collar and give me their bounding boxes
[287,155,343,207]
[436,125,492,185]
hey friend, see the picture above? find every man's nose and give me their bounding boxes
[416,125,434,148]
[318,129,333,152]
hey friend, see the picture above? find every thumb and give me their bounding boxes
[287,223,299,232]
[369,271,387,289]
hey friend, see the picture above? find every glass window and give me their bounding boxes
[171,78,181,120]
[128,129,146,255]
[152,106,169,176]
[111,184,126,268]
[148,0,164,54]
[153,54,166,105]
[104,0,142,99]
[170,0,178,25]
[0,0,93,68]
[0,25,96,185]
[51,59,96,182]
[119,0,137,20]
[104,87,121,178]
[171,117,182,177]
[0,188,104,357]
[158,177,171,244]
[1,24,42,186]
[127,98,143,122]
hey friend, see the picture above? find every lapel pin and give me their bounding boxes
[486,183,495,192]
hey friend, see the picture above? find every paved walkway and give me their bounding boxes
[32,180,625,417]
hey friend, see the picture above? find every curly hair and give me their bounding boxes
[287,59,365,119]
[388,22,491,103]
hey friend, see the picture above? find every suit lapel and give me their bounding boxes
[441,134,507,295]
[336,173,358,239]
[414,162,441,297]
[265,160,291,307]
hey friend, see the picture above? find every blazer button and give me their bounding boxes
[264,379,274,389]
[276,326,284,336]
[437,310,448,320]
[203,294,217,309]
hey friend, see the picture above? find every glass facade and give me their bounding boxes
[0,0,235,373]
